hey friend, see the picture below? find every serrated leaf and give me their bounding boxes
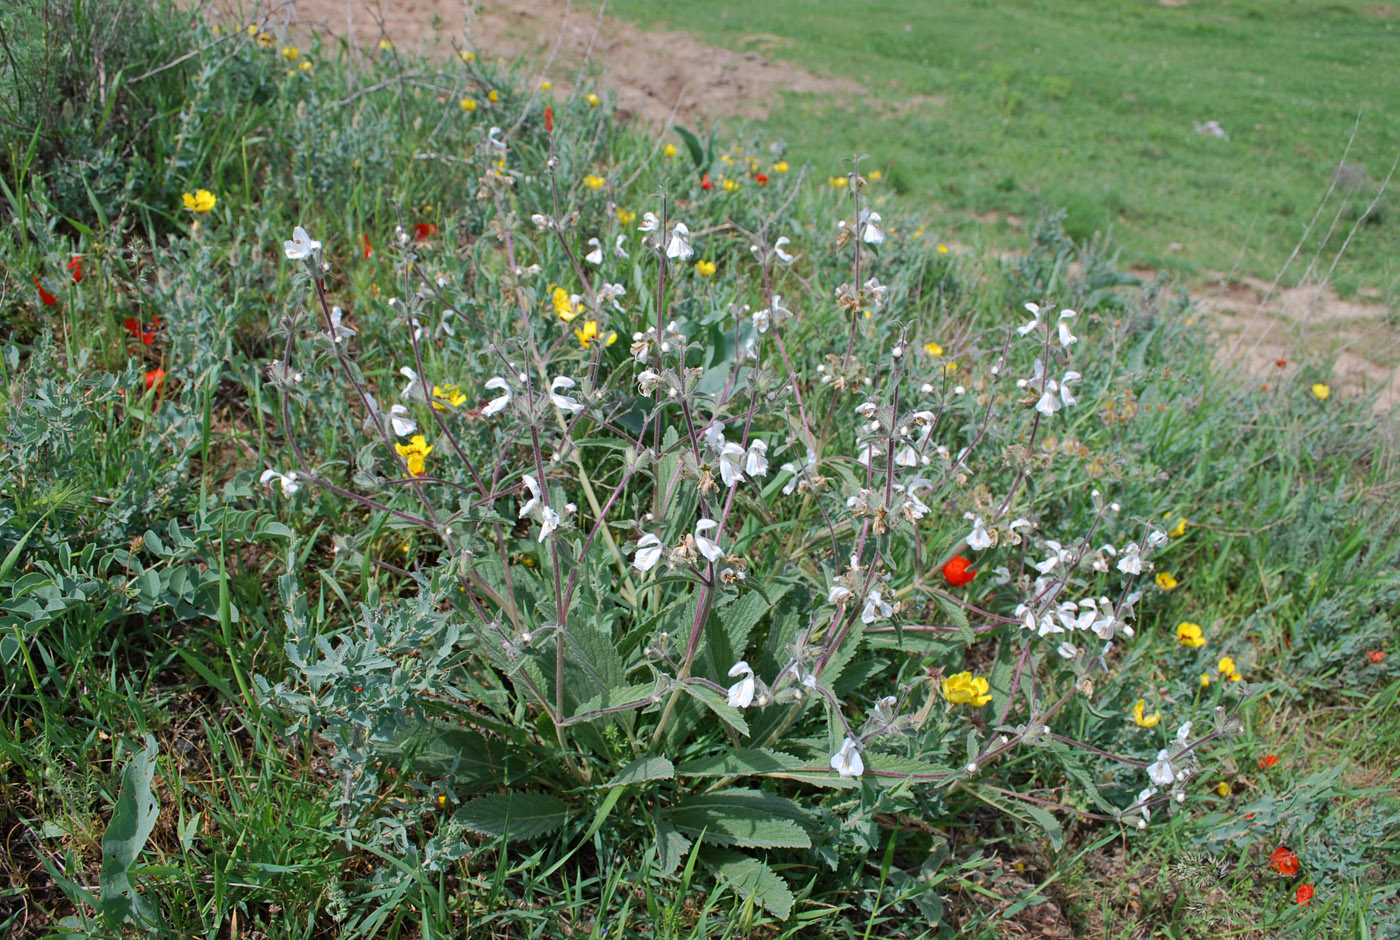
[98,735,162,928]
[703,849,794,919]
[655,820,691,876]
[676,748,804,778]
[863,754,957,781]
[606,757,674,788]
[455,792,568,842]
[666,788,812,849]
[571,682,659,721]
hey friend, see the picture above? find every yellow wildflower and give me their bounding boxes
[540,79,552,90]
[829,175,848,188]
[395,435,433,477]
[1312,383,1331,400]
[256,32,274,49]
[695,260,716,277]
[944,361,958,374]
[1199,672,1212,688]
[720,154,734,166]
[431,384,468,411]
[460,50,475,62]
[1228,670,1243,682]
[299,60,313,72]
[941,671,992,707]
[1156,572,1179,591]
[1216,781,1231,797]
[583,174,606,190]
[664,143,677,158]
[937,243,949,254]
[1176,622,1205,648]
[868,169,882,181]
[246,24,257,35]
[378,39,394,51]
[617,208,636,226]
[586,92,600,107]
[280,45,299,61]
[488,90,499,103]
[773,161,789,173]
[1132,699,1161,729]
[924,341,944,358]
[722,178,740,192]
[574,320,617,349]
[1217,656,1236,676]
[551,286,581,322]
[1168,516,1188,538]
[459,98,477,112]
[182,189,217,213]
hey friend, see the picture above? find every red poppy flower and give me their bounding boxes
[413,223,437,242]
[361,233,373,259]
[701,173,714,191]
[753,172,768,187]
[34,277,58,307]
[123,317,156,345]
[1367,650,1386,664]
[144,369,166,392]
[544,106,553,132]
[1295,883,1314,906]
[1275,358,1287,368]
[1258,754,1280,769]
[942,556,977,587]
[67,256,84,283]
[1269,847,1300,876]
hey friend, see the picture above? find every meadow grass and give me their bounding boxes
[1,2,1399,937]
[605,0,1400,302]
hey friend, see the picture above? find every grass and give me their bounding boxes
[604,0,1400,302]
[1,2,1400,938]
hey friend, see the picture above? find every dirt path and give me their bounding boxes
[214,0,1398,410]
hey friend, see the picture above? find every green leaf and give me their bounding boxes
[681,681,750,738]
[605,757,675,788]
[672,124,707,173]
[702,849,794,919]
[676,748,804,778]
[655,820,692,876]
[863,753,957,781]
[666,788,812,849]
[98,735,163,928]
[455,792,568,842]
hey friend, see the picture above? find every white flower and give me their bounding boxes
[744,439,769,478]
[753,295,790,333]
[1057,309,1078,346]
[637,369,662,394]
[584,237,603,265]
[1147,749,1177,787]
[965,514,992,551]
[780,450,817,495]
[487,125,507,151]
[283,226,320,261]
[861,590,892,624]
[703,421,727,450]
[1117,542,1143,575]
[638,211,660,233]
[1057,641,1079,660]
[830,737,864,778]
[828,584,853,604]
[665,222,694,260]
[549,376,584,414]
[399,366,424,401]
[694,518,724,563]
[1134,786,1158,822]
[774,236,795,263]
[482,377,511,416]
[326,306,356,344]
[387,404,416,437]
[726,660,756,708]
[858,208,885,244]
[863,277,888,306]
[260,469,300,496]
[633,533,664,572]
[718,441,747,488]
[539,506,560,541]
[895,444,919,467]
[597,281,627,312]
[519,474,542,519]
[1017,301,1043,336]
[1175,721,1193,746]
[614,234,630,259]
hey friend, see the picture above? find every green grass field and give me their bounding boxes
[2,1,1400,937]
[608,0,1400,300]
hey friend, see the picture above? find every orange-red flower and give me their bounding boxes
[144,369,166,392]
[361,233,373,259]
[701,173,714,191]
[34,277,58,307]
[124,317,157,345]
[544,106,553,132]
[413,223,437,242]
[67,256,84,283]
[753,172,768,187]
[1258,754,1280,769]
[1269,846,1300,876]
[1275,358,1287,368]
[1367,649,1386,664]
[942,556,977,587]
[1295,883,1314,906]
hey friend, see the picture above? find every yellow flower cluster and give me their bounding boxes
[941,671,991,707]
[695,260,716,277]
[551,286,581,322]
[1176,622,1205,648]
[1132,699,1161,728]
[182,189,217,213]
[432,384,468,411]
[1156,572,1179,590]
[583,174,606,190]
[574,320,617,349]
[1217,656,1243,682]
[395,435,433,477]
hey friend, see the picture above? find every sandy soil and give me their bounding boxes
[208,0,1398,410]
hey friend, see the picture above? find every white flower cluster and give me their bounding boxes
[1130,721,1201,829]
